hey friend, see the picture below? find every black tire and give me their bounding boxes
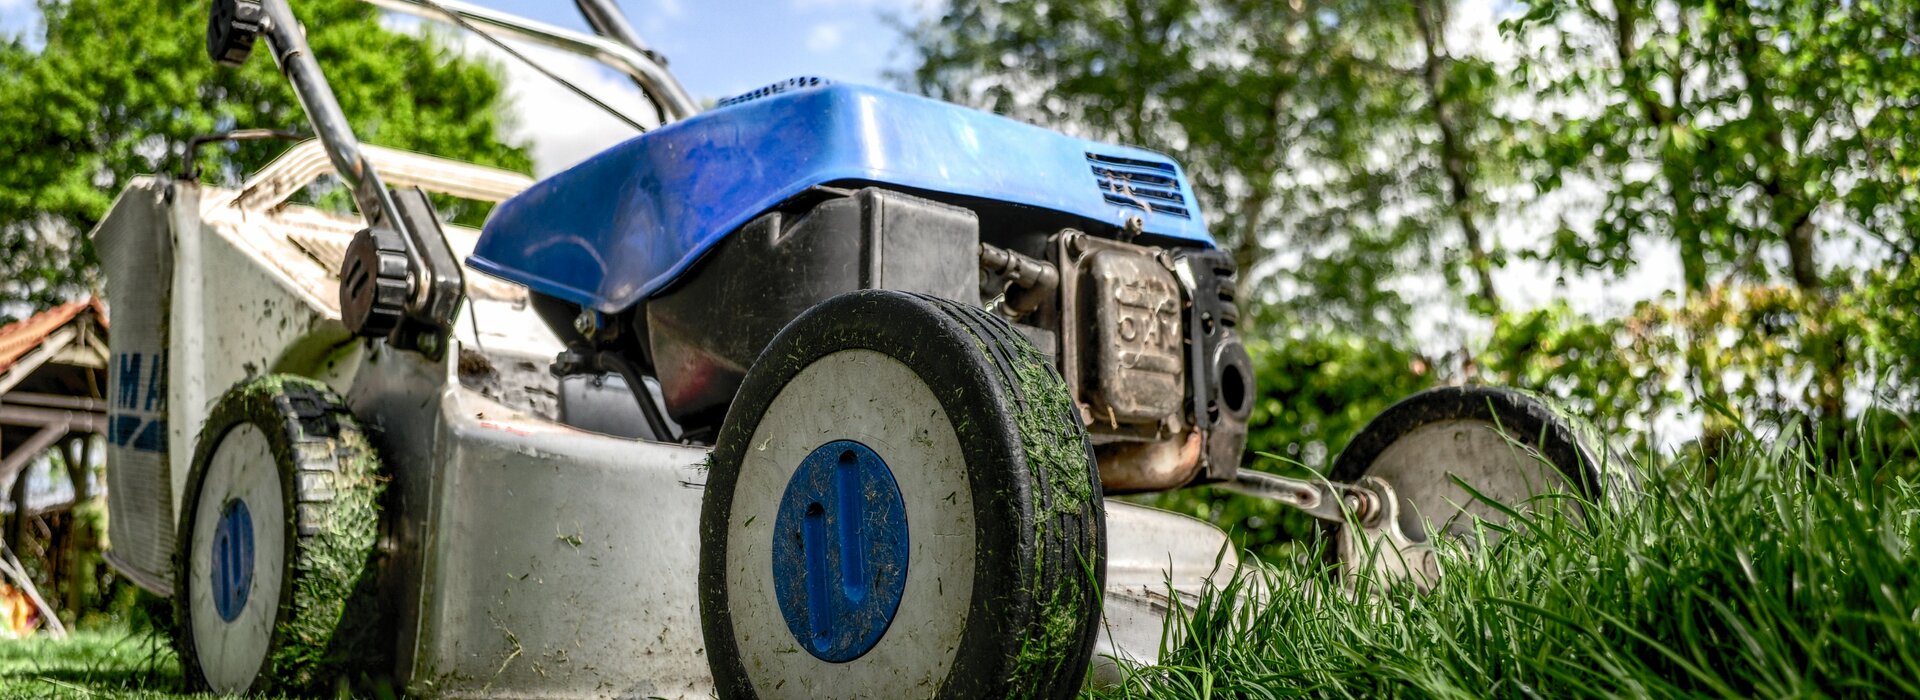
[699,290,1105,699]
[172,376,388,695]
[1330,385,1633,540]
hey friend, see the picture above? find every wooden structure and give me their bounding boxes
[0,299,108,565]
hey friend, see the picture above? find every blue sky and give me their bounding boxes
[0,1,921,101]
[473,0,925,101]
[0,0,928,171]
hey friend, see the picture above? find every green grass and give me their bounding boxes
[8,432,1917,699]
[1094,432,1920,699]
[0,625,197,699]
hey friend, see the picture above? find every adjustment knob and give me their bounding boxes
[207,0,265,68]
[340,227,411,338]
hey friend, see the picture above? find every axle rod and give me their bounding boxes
[1217,470,1379,525]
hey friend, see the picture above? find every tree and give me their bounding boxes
[902,0,1514,338]
[0,0,532,319]
[1505,0,1920,444]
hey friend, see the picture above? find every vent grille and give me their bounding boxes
[717,76,831,108]
[1087,153,1190,219]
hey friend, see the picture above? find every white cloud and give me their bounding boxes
[654,0,685,19]
[805,22,844,53]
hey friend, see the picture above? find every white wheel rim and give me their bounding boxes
[1363,418,1574,541]
[188,423,285,693]
[726,349,977,698]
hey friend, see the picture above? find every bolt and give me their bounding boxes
[1343,492,1371,524]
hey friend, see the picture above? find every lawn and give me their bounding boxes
[1097,433,1920,698]
[0,625,197,699]
[5,432,1916,698]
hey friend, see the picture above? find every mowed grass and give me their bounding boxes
[0,625,199,699]
[4,430,1916,698]
[1096,430,1920,699]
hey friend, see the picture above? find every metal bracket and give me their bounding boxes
[1336,476,1441,591]
[1217,470,1371,524]
[1218,471,1439,590]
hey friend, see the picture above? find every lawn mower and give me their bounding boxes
[90,0,1633,696]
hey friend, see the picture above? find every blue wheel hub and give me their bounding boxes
[210,498,255,622]
[771,440,909,662]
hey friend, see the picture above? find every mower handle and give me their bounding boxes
[362,0,699,122]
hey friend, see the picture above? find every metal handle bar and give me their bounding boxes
[362,0,699,122]
[232,139,534,213]
[258,0,428,307]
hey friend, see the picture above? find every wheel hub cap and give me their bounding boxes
[771,440,909,662]
[210,498,254,623]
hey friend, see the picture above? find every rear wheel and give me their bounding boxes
[173,376,387,695]
[699,290,1104,699]
[1330,385,1631,544]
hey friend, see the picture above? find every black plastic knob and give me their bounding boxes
[340,227,411,339]
[207,0,264,68]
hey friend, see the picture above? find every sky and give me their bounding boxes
[0,0,930,173]
[429,0,935,173]
[473,0,928,101]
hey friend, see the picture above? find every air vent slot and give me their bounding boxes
[1086,153,1190,219]
[717,77,831,108]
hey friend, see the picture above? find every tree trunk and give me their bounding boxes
[1614,0,1735,441]
[1727,4,1844,449]
[1231,186,1271,330]
[1412,0,1499,311]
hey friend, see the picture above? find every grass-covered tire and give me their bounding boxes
[172,375,387,695]
[1330,385,1633,543]
[699,290,1104,700]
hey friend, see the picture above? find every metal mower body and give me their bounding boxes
[92,140,1231,695]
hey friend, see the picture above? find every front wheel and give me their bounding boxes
[699,290,1105,699]
[173,376,388,695]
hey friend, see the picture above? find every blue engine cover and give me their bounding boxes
[471,80,1215,313]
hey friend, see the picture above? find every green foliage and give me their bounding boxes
[1860,262,1920,389]
[1507,0,1918,290]
[1504,0,1918,438]
[1483,282,1907,460]
[0,0,530,315]
[1096,426,1920,699]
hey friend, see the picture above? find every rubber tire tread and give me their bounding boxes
[699,289,1105,700]
[172,375,388,695]
[1329,385,1634,507]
